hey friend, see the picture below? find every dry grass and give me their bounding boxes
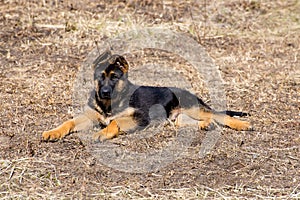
[0,0,299,199]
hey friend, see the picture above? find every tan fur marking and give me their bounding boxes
[109,107,135,121]
[83,106,107,124]
[93,113,138,141]
[172,107,213,129]
[223,116,250,131]
[212,113,250,130]
[94,80,99,93]
[108,71,115,76]
[117,56,129,73]
[101,71,107,76]
[115,116,138,132]
[179,107,213,121]
[42,120,75,140]
[43,107,106,141]
[93,120,120,141]
[198,120,211,129]
[115,79,126,93]
[175,107,251,131]
[174,113,199,127]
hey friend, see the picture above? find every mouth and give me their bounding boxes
[100,93,111,99]
[96,92,111,101]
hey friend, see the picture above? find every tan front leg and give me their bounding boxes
[42,120,76,141]
[93,115,138,142]
[42,107,104,141]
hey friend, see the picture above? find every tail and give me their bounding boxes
[219,110,249,117]
[212,110,252,131]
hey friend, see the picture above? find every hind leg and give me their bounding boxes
[170,107,213,130]
[170,107,251,131]
[223,116,251,130]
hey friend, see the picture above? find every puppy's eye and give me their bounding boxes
[110,73,119,81]
[101,73,106,80]
[95,72,105,80]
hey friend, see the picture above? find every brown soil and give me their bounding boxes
[0,0,299,199]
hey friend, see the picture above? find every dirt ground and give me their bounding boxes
[0,0,299,199]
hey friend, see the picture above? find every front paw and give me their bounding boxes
[92,130,110,142]
[92,120,120,142]
[42,129,63,141]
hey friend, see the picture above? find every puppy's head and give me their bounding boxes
[93,50,129,100]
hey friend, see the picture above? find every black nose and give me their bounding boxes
[100,86,112,98]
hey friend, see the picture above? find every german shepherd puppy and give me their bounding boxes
[42,51,251,142]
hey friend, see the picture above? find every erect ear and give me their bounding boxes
[93,50,112,69]
[115,56,129,73]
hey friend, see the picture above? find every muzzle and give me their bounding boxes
[100,86,112,99]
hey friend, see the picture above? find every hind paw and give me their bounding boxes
[42,129,63,141]
[234,121,252,131]
[199,121,215,130]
